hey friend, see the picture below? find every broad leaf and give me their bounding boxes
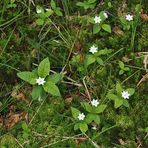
[119,61,125,69]
[31,86,44,100]
[123,100,130,108]
[46,73,63,84]
[116,83,122,96]
[114,99,123,108]
[43,81,61,96]
[93,104,107,113]
[127,88,135,95]
[79,123,88,133]
[71,107,80,119]
[93,114,100,125]
[51,0,56,10]
[38,58,50,78]
[74,123,80,130]
[85,55,96,66]
[96,57,103,65]
[17,71,37,85]
[93,25,101,34]
[81,102,92,112]
[102,24,111,33]
[107,93,119,100]
[85,113,94,124]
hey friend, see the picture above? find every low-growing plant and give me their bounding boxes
[17,58,63,100]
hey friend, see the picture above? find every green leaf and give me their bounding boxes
[93,104,107,113]
[116,83,122,96]
[85,113,94,124]
[119,61,125,69]
[114,99,123,108]
[43,81,61,96]
[36,19,44,26]
[74,123,80,130]
[107,93,119,100]
[46,73,63,84]
[55,8,63,16]
[119,70,124,75]
[123,100,130,108]
[45,9,53,17]
[81,102,92,112]
[96,48,112,56]
[102,24,111,33]
[17,71,37,85]
[124,67,130,71]
[79,123,88,133]
[93,25,101,34]
[85,55,96,67]
[51,0,56,9]
[71,107,80,119]
[127,88,135,95]
[94,115,100,125]
[76,2,84,7]
[38,58,50,78]
[31,86,44,100]
[96,57,103,65]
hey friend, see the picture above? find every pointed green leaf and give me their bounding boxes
[123,100,130,108]
[46,73,63,84]
[43,81,61,96]
[96,57,103,65]
[107,93,119,100]
[93,104,107,113]
[116,83,122,96]
[17,71,37,85]
[71,107,80,119]
[85,55,96,67]
[79,123,88,133]
[102,24,111,33]
[31,86,44,100]
[51,0,56,9]
[127,88,135,95]
[114,99,123,108]
[38,58,50,78]
[81,102,92,113]
[93,25,101,34]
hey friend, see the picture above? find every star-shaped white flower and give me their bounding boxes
[91,99,99,107]
[94,16,101,24]
[104,12,108,18]
[89,45,98,54]
[36,8,42,14]
[125,14,133,21]
[36,77,46,85]
[121,91,130,99]
[92,126,97,130]
[78,113,85,121]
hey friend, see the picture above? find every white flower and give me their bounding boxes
[104,12,108,18]
[36,77,46,85]
[121,91,130,99]
[125,14,133,21]
[91,99,99,107]
[89,45,98,54]
[78,113,85,121]
[92,126,97,130]
[36,8,42,14]
[94,16,101,24]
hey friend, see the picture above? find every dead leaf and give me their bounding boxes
[113,26,124,36]
[143,55,148,72]
[4,112,28,129]
[75,137,87,148]
[137,73,148,87]
[64,96,73,105]
[11,90,28,103]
